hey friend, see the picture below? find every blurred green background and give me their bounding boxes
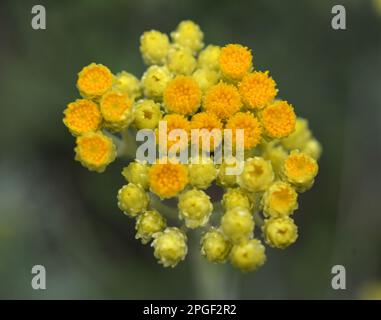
[1,0,381,299]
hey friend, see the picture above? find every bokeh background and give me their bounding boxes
[1,0,381,299]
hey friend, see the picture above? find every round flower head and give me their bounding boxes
[142,65,172,100]
[221,207,254,243]
[167,46,197,75]
[188,157,218,189]
[192,68,220,92]
[178,189,213,228]
[262,216,298,249]
[262,181,298,218]
[113,71,142,99]
[261,100,296,138]
[198,45,221,70]
[122,161,150,190]
[283,150,318,192]
[230,239,266,272]
[75,131,116,173]
[171,20,204,53]
[100,91,134,132]
[152,227,187,267]
[77,63,113,99]
[190,112,223,151]
[117,183,149,217]
[163,76,201,115]
[63,99,102,136]
[238,157,274,192]
[239,71,277,109]
[149,160,188,199]
[219,44,252,81]
[201,228,231,263]
[302,138,322,160]
[203,82,242,120]
[217,157,240,187]
[281,117,311,150]
[140,30,170,65]
[133,99,162,130]
[225,112,262,150]
[157,114,191,151]
[222,188,251,211]
[135,210,166,244]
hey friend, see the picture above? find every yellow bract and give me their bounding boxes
[230,239,266,272]
[201,228,231,263]
[152,227,187,267]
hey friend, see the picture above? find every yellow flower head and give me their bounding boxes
[222,188,251,211]
[178,189,213,229]
[167,46,197,75]
[152,227,187,267]
[63,99,102,136]
[192,68,220,92]
[77,63,113,99]
[122,161,150,190]
[188,157,218,189]
[225,112,262,149]
[135,210,166,244]
[117,183,150,217]
[142,65,173,100]
[140,30,170,65]
[163,76,201,115]
[190,112,223,151]
[171,20,204,53]
[219,44,252,81]
[75,131,116,173]
[261,100,296,138]
[221,207,254,243]
[113,71,142,99]
[100,91,134,131]
[133,99,162,130]
[203,82,242,120]
[262,181,298,218]
[149,160,188,199]
[230,239,266,272]
[158,114,191,151]
[217,157,239,187]
[262,217,298,249]
[239,71,277,109]
[238,157,274,192]
[283,150,318,191]
[302,138,322,160]
[201,228,231,263]
[198,45,221,70]
[281,117,311,150]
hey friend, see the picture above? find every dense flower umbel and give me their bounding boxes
[63,20,321,272]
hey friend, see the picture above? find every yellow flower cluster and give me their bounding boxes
[63,21,322,272]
